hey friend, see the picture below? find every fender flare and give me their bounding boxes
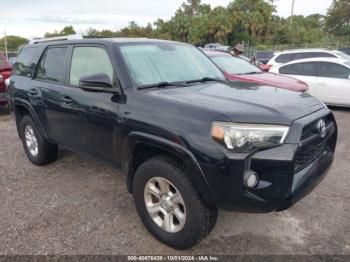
[14,99,49,140]
[122,131,216,206]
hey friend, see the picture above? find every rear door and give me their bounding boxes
[31,45,69,135]
[316,62,350,106]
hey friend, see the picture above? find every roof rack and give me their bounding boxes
[29,34,83,44]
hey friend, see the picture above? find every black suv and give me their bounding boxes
[8,38,337,249]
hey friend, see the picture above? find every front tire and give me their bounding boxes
[20,115,58,165]
[133,155,217,249]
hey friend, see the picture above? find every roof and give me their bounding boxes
[28,37,183,47]
[274,57,349,67]
[281,48,331,53]
[203,49,231,57]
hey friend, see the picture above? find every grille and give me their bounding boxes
[300,114,332,140]
[294,140,327,173]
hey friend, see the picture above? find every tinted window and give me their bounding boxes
[279,62,317,76]
[36,47,68,83]
[276,52,336,63]
[275,53,295,63]
[69,46,113,86]
[316,52,336,58]
[318,62,350,79]
[13,46,40,77]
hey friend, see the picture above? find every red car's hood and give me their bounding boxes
[224,72,308,92]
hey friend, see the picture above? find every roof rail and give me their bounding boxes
[29,34,83,44]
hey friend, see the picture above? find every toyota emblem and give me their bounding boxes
[316,119,326,138]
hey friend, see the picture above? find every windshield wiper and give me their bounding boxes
[185,77,224,84]
[137,81,186,90]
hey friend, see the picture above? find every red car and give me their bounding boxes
[204,50,308,92]
[0,52,12,105]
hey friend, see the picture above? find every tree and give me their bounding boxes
[325,0,350,36]
[0,35,29,52]
[44,25,76,38]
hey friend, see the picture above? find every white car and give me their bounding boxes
[267,49,350,68]
[270,57,350,107]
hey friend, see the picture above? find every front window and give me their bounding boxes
[69,46,113,86]
[211,55,262,75]
[118,43,224,86]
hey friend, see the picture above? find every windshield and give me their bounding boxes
[336,51,350,61]
[119,43,224,86]
[211,55,262,75]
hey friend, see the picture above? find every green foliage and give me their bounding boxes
[0,35,29,52]
[44,25,76,38]
[325,0,350,36]
[20,0,347,49]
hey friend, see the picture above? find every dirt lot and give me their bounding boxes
[0,106,349,255]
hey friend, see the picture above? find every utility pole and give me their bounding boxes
[4,31,8,60]
[291,0,295,24]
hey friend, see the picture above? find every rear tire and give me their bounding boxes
[19,115,58,165]
[133,155,217,250]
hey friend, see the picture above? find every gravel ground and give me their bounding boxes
[0,106,349,255]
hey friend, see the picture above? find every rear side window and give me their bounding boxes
[279,62,317,76]
[13,46,40,77]
[316,52,336,58]
[318,62,350,79]
[36,47,68,83]
[275,53,295,63]
[69,46,113,86]
[276,52,336,63]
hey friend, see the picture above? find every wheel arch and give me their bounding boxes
[122,132,216,206]
[14,100,48,140]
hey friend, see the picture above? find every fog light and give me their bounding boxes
[244,171,259,188]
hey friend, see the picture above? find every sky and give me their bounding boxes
[0,0,334,39]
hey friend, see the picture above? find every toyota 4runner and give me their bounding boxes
[7,38,337,249]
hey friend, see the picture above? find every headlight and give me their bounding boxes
[212,122,289,152]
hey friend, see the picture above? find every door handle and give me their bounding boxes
[60,95,73,104]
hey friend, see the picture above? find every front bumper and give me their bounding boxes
[200,108,337,213]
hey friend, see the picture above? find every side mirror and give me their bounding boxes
[79,73,120,93]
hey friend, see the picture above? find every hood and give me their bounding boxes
[150,82,323,125]
[225,72,308,92]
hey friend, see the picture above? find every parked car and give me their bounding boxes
[255,51,275,64]
[340,47,350,55]
[267,49,350,69]
[8,38,337,249]
[204,50,308,92]
[0,51,12,105]
[270,57,350,107]
[205,43,230,51]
